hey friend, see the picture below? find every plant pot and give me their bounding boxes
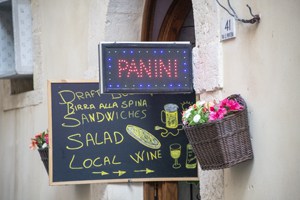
[183,94,253,170]
[38,147,49,174]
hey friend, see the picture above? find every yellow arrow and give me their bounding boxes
[113,170,127,176]
[134,168,155,174]
[92,171,109,176]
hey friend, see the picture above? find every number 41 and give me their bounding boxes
[225,19,231,31]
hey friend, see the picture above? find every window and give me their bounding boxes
[0,0,14,77]
[1,0,42,110]
[0,0,33,94]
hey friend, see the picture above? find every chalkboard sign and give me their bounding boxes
[99,42,193,93]
[48,81,198,185]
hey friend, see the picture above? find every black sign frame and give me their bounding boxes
[99,42,193,94]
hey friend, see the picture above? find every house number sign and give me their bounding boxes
[220,17,236,41]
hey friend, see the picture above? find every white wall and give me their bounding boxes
[2,0,299,199]
[192,0,300,199]
[0,0,144,200]
[222,0,300,199]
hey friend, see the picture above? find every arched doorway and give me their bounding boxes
[142,1,198,199]
[142,0,195,45]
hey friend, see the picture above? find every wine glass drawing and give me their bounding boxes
[170,143,181,169]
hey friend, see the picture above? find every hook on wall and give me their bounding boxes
[216,0,260,24]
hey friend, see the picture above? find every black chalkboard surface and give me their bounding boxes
[48,81,198,185]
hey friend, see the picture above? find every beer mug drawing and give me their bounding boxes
[161,103,179,129]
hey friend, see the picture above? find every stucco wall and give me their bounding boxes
[221,0,300,199]
[192,0,300,199]
[1,0,300,200]
[191,0,224,199]
[0,0,144,200]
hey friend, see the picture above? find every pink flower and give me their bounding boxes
[45,134,49,144]
[29,130,48,150]
[220,98,243,111]
[209,112,218,121]
[29,139,38,150]
[209,107,227,121]
[35,133,42,139]
[182,97,243,125]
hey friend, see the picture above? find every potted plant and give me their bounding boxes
[182,94,253,170]
[29,130,49,174]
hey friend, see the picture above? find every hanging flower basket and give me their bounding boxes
[30,130,49,174]
[38,147,49,174]
[183,94,253,170]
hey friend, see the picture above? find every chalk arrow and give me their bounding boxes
[92,171,109,176]
[134,168,155,174]
[113,170,127,177]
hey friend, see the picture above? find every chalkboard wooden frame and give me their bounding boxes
[48,81,199,185]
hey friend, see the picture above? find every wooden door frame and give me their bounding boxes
[144,182,178,200]
[142,0,193,199]
[141,0,192,41]
[141,0,157,41]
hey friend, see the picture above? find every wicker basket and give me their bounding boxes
[183,94,253,170]
[38,147,49,174]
